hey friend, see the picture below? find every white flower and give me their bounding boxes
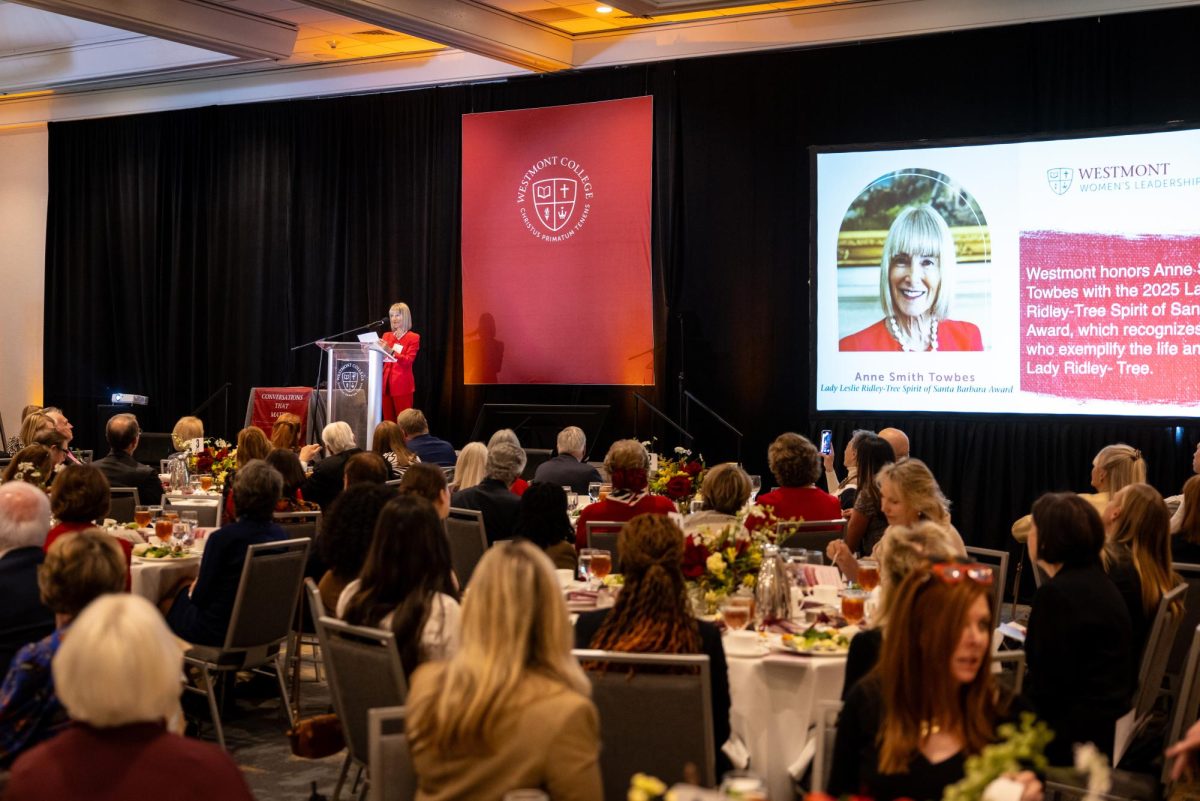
[674,446,689,455]
[706,553,726,575]
[17,461,33,471]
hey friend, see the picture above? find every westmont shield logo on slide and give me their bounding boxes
[1046,167,1073,195]
[532,177,578,232]
[514,155,594,241]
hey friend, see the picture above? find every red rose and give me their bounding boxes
[195,454,214,473]
[665,474,693,499]
[681,538,709,579]
[683,460,702,476]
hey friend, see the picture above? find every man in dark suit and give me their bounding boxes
[533,426,602,494]
[300,421,363,509]
[451,442,524,544]
[397,408,457,467]
[92,413,163,505]
[0,482,55,674]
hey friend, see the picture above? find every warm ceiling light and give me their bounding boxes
[596,5,614,12]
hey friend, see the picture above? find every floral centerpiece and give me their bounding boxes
[627,773,675,801]
[186,438,236,488]
[647,445,707,512]
[681,505,778,614]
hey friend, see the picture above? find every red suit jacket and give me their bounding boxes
[838,318,983,352]
[381,330,420,394]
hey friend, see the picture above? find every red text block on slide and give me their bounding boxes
[461,96,654,385]
[1020,231,1200,405]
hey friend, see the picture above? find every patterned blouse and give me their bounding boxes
[0,629,68,768]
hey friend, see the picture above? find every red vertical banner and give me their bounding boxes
[248,387,313,441]
[461,97,655,385]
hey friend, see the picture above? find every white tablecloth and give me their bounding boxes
[726,646,846,801]
[128,528,211,603]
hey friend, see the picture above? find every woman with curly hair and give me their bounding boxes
[573,513,731,768]
[316,483,395,613]
[756,433,841,522]
[269,413,302,452]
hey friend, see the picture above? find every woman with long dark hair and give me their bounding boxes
[339,495,460,675]
[513,482,577,572]
[827,433,896,569]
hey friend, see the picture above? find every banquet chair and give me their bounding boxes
[289,577,326,712]
[108,486,140,524]
[367,706,416,801]
[183,538,310,750]
[586,521,623,572]
[384,478,402,487]
[573,649,714,801]
[812,699,843,794]
[990,649,1026,695]
[777,519,847,553]
[319,617,408,801]
[1164,624,1200,786]
[274,510,321,541]
[964,545,1009,631]
[446,508,487,587]
[163,496,221,528]
[1165,563,1200,689]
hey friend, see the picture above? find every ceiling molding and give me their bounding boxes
[12,0,299,60]
[293,0,574,71]
[609,0,860,13]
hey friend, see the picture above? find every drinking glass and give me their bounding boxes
[590,550,612,581]
[134,505,152,528]
[563,487,578,512]
[841,588,868,626]
[857,558,881,592]
[720,597,751,631]
[199,474,214,492]
[171,522,194,549]
[689,497,705,514]
[748,474,762,502]
[598,483,612,502]
[780,548,808,588]
[153,517,174,544]
[159,473,172,491]
[587,482,601,504]
[578,548,597,584]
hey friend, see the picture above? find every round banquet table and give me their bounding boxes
[129,529,211,603]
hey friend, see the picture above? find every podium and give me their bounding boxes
[316,340,395,452]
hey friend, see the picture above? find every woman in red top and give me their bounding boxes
[45,465,132,591]
[574,440,675,550]
[381,302,421,421]
[755,433,842,523]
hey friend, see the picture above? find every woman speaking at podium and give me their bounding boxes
[381,302,420,421]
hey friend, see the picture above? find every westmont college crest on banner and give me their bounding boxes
[461,96,654,385]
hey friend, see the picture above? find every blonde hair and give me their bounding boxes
[389,302,412,335]
[877,458,950,526]
[453,442,488,491]
[407,541,588,753]
[874,521,965,625]
[171,416,203,450]
[701,463,751,514]
[1103,483,1179,616]
[879,205,957,320]
[53,594,184,727]
[604,439,650,473]
[1094,444,1146,495]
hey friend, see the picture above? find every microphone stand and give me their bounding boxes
[292,318,387,391]
[683,390,743,466]
[192,383,231,441]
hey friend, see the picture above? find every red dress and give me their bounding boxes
[838,318,983,351]
[380,329,420,421]
[574,494,677,550]
[755,486,842,522]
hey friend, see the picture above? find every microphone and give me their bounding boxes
[372,317,388,328]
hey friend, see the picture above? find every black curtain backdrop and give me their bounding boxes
[44,8,1200,592]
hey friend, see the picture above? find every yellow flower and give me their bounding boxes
[629,773,667,800]
[706,553,726,576]
[742,574,756,588]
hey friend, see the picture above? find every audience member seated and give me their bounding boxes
[17,413,55,458]
[573,439,676,551]
[165,462,288,646]
[575,514,732,773]
[91,414,162,506]
[451,442,487,492]
[513,482,578,572]
[488,429,529,496]
[221,426,272,521]
[451,442,525,544]
[407,541,601,801]
[316,483,395,615]
[31,427,69,477]
[1024,492,1135,765]
[1169,439,1200,532]
[46,465,131,590]
[1012,442,1145,543]
[397,464,451,519]
[339,495,461,675]
[842,521,965,699]
[824,434,894,571]
[170,415,204,454]
[1172,474,1200,563]
[823,428,874,510]
[1101,482,1179,656]
[300,421,362,510]
[3,594,254,801]
[40,408,82,467]
[5,405,44,454]
[397,409,457,467]
[265,449,320,517]
[683,462,752,538]
[877,427,911,460]
[0,483,55,675]
[534,426,602,494]
[343,451,390,488]
[831,563,1040,801]
[371,420,419,480]
[269,412,302,453]
[756,433,841,522]
[1,445,56,490]
[0,529,126,768]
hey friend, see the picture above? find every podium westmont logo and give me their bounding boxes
[1047,167,1073,195]
[336,363,364,396]
[516,156,594,242]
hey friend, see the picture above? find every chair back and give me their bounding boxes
[108,486,140,523]
[991,649,1026,696]
[163,496,221,528]
[304,577,327,624]
[446,508,487,587]
[320,617,408,767]
[777,519,847,552]
[274,510,321,540]
[385,478,402,487]
[1132,581,1188,722]
[585,521,623,572]
[368,706,416,801]
[223,538,311,655]
[573,649,714,801]
[812,700,843,794]
[1165,624,1200,785]
[964,545,1009,631]
[1167,563,1200,682]
[522,448,553,480]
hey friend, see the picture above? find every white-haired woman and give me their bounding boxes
[381,301,420,421]
[406,541,601,801]
[300,420,364,509]
[488,429,529,495]
[839,205,982,352]
[4,594,253,800]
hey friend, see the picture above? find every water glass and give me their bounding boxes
[578,548,597,583]
[748,474,762,501]
[563,487,578,511]
[587,482,601,503]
